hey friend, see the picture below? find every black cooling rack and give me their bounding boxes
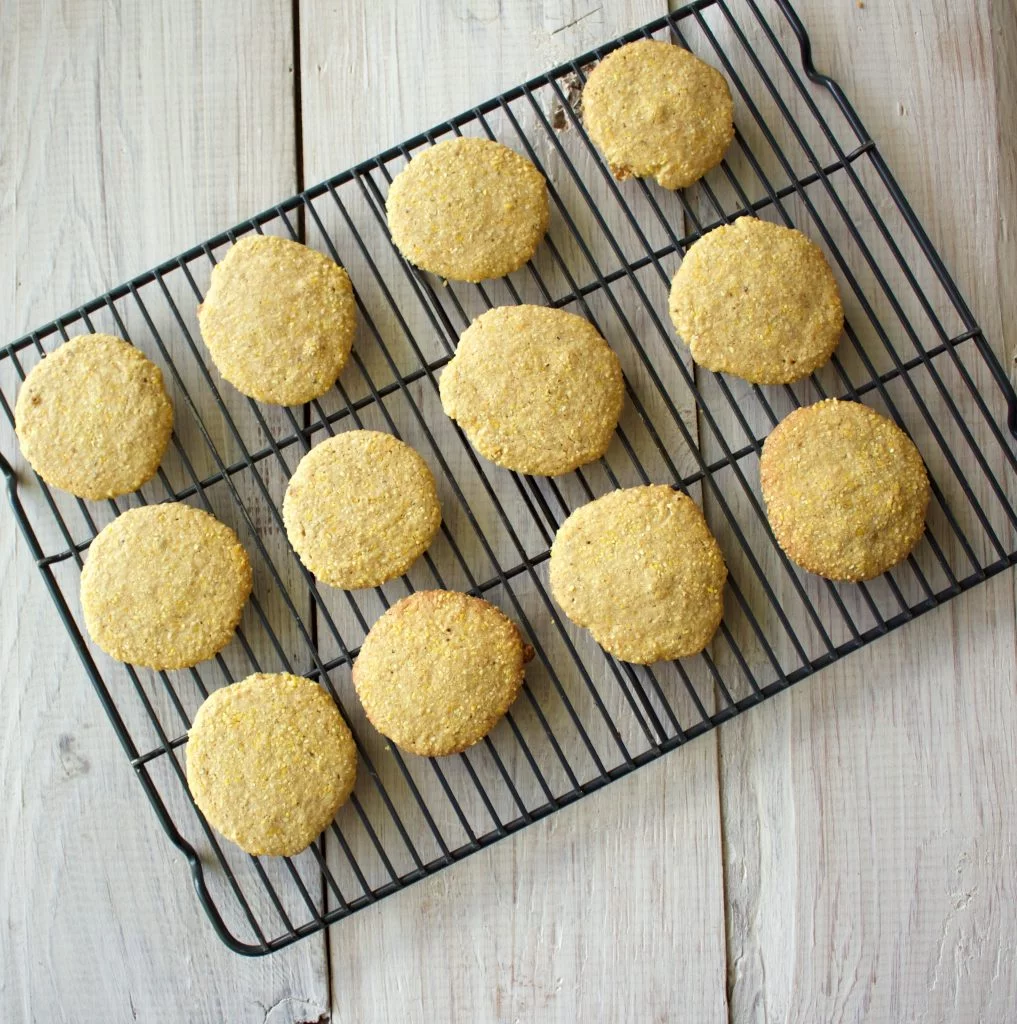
[2,0,1016,955]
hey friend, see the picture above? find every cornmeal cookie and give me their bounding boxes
[352,590,532,756]
[549,485,727,664]
[386,137,549,282]
[81,503,252,669]
[582,39,734,190]
[759,399,930,581]
[440,305,624,476]
[186,673,358,857]
[197,235,356,406]
[283,430,441,590]
[15,333,173,500]
[669,216,844,384]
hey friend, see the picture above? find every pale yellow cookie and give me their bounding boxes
[669,216,844,384]
[352,590,532,756]
[197,235,356,406]
[14,333,173,500]
[186,672,358,857]
[549,485,727,664]
[80,503,252,669]
[582,39,734,189]
[283,430,441,590]
[759,399,930,581]
[386,137,549,282]
[439,305,624,476]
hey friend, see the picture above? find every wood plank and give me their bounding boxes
[0,2,331,1020]
[720,2,1017,1020]
[298,2,729,1022]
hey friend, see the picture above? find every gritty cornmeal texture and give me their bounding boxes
[550,485,727,664]
[186,673,358,857]
[439,305,625,476]
[282,430,441,589]
[80,503,253,669]
[582,39,734,190]
[759,399,930,581]
[669,216,844,384]
[352,590,533,757]
[197,234,356,406]
[386,137,549,282]
[14,333,173,500]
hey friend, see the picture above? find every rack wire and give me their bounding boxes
[2,0,1015,955]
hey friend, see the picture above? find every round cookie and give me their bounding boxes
[14,333,173,500]
[186,673,358,857]
[352,590,532,757]
[439,305,624,476]
[197,234,356,406]
[549,485,727,664]
[386,137,549,282]
[669,216,844,384]
[582,39,734,190]
[81,503,252,669]
[759,399,930,581]
[283,430,441,589]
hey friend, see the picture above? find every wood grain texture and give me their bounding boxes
[2,1,1015,1022]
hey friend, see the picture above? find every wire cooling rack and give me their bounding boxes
[2,0,1016,955]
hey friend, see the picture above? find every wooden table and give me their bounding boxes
[2,2,1015,1020]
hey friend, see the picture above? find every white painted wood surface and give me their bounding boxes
[1,2,1014,1022]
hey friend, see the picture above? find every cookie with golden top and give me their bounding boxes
[549,484,727,664]
[759,399,930,581]
[582,39,734,190]
[186,672,358,857]
[439,305,624,476]
[283,430,441,590]
[15,333,173,500]
[669,216,844,384]
[352,590,532,757]
[386,137,549,282]
[197,235,356,406]
[80,503,252,669]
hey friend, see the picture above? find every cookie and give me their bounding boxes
[80,503,252,669]
[669,216,844,384]
[186,673,358,857]
[759,399,930,581]
[352,590,532,757]
[439,305,624,476]
[386,137,549,282]
[14,333,173,500]
[283,430,441,590]
[197,234,356,406]
[582,39,734,190]
[549,485,727,664]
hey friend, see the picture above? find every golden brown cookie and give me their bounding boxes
[197,235,356,406]
[439,305,624,476]
[282,430,441,590]
[669,216,844,384]
[759,399,930,581]
[386,137,549,282]
[582,39,734,190]
[186,673,358,857]
[80,503,252,669]
[549,485,727,664]
[14,333,173,500]
[352,590,532,756]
